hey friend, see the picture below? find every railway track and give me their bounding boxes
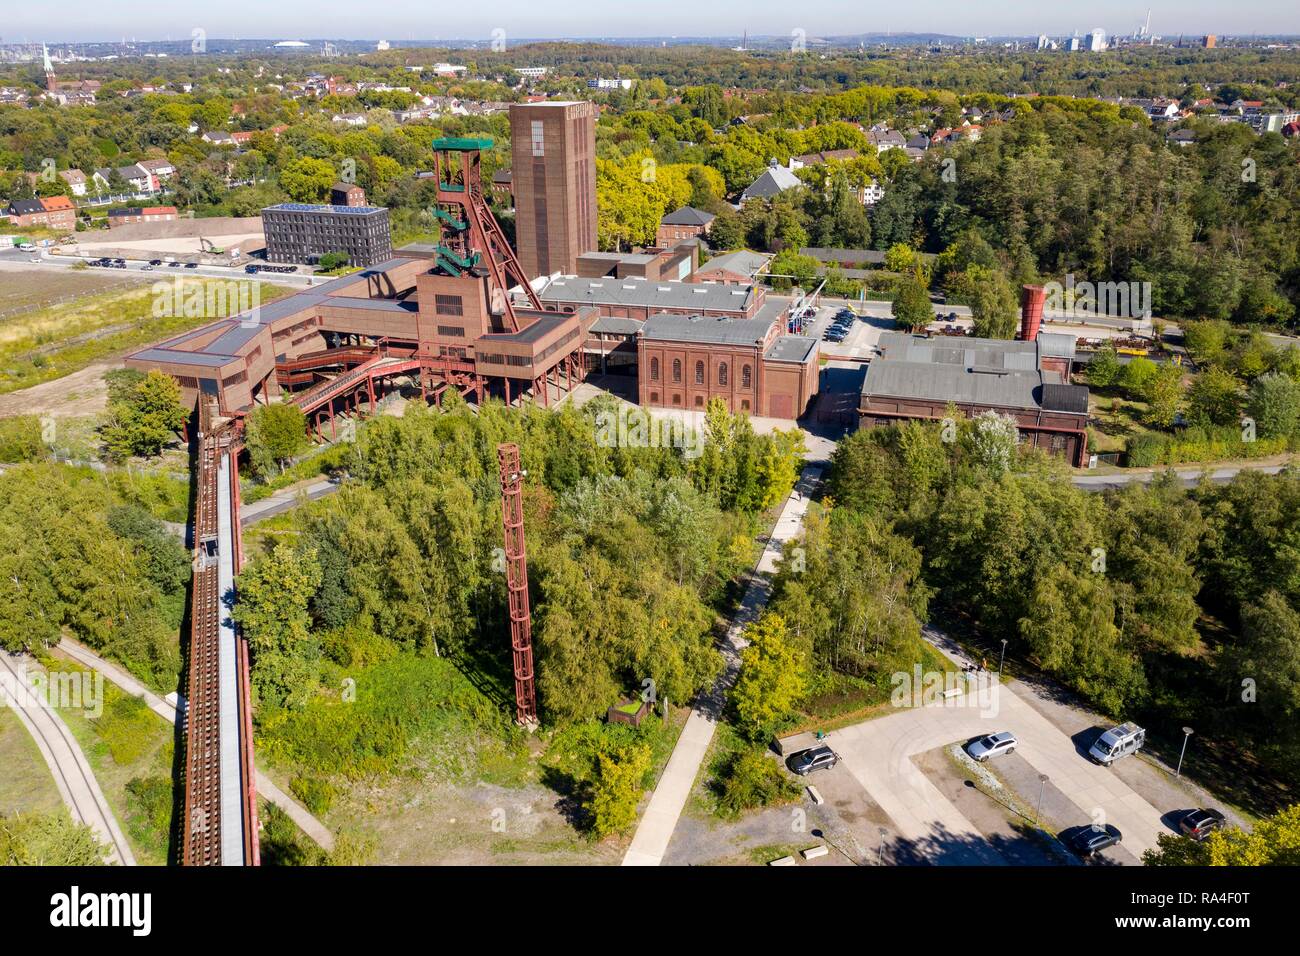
[180,399,257,866]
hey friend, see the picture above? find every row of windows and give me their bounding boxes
[647,391,751,412]
[436,324,465,338]
[649,357,752,389]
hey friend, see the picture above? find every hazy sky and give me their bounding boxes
[3,0,1297,43]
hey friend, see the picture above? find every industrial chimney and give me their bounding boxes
[1020,284,1046,341]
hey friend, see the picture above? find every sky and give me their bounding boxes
[2,0,1297,44]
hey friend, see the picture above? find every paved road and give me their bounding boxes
[622,465,823,866]
[0,251,315,290]
[0,649,136,865]
[1073,462,1288,490]
[55,638,336,853]
[825,632,1164,864]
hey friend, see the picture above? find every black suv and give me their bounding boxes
[785,745,839,775]
[1178,808,1226,842]
[1067,824,1122,858]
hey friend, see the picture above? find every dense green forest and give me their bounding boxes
[795,415,1300,808]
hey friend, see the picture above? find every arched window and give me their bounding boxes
[741,364,752,388]
[718,362,728,386]
[650,357,659,381]
[695,360,705,385]
[672,359,682,383]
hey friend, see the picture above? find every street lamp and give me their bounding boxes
[1177,726,1194,777]
[1035,774,1049,825]
[877,827,887,866]
[999,639,1008,673]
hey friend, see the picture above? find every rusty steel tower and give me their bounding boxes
[497,442,539,728]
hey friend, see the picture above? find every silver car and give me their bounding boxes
[966,731,1017,762]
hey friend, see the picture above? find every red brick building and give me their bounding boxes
[4,195,76,232]
[656,206,714,247]
[637,311,819,419]
[509,101,597,279]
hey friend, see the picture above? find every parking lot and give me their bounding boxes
[777,630,1232,866]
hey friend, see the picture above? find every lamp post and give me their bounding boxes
[877,827,887,866]
[999,639,1008,673]
[1177,727,1194,777]
[1035,774,1049,825]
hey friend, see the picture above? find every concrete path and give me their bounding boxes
[55,638,336,853]
[1073,462,1287,490]
[0,649,136,865]
[826,630,1165,863]
[622,465,823,866]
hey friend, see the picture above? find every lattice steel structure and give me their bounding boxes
[497,442,539,727]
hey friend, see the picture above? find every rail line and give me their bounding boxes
[180,398,258,866]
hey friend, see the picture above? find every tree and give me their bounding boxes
[965,410,1019,476]
[279,157,336,203]
[969,267,1020,339]
[1088,343,1122,389]
[1144,364,1185,429]
[100,370,188,460]
[589,743,651,838]
[1247,372,1300,439]
[233,544,322,708]
[0,811,108,865]
[891,270,933,332]
[1146,803,1300,866]
[732,614,807,740]
[245,403,309,476]
[1186,366,1243,428]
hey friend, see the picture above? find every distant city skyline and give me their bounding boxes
[1,0,1297,45]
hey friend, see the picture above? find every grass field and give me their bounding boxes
[39,655,177,866]
[0,705,64,817]
[0,269,146,317]
[0,270,290,396]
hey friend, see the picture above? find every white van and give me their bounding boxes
[1088,722,1145,766]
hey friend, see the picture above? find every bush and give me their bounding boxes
[289,775,336,816]
[715,749,801,818]
[0,415,48,463]
[93,692,159,765]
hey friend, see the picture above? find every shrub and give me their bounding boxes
[0,416,48,463]
[289,775,336,816]
[715,749,801,818]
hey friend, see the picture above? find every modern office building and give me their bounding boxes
[261,202,393,267]
[509,101,597,279]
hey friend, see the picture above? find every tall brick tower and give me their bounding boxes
[509,101,597,280]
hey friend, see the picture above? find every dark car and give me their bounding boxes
[785,745,839,775]
[149,259,162,266]
[185,262,199,269]
[1178,808,1226,842]
[1067,824,1122,858]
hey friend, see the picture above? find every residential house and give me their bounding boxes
[137,158,176,184]
[866,129,907,153]
[5,195,77,231]
[657,206,715,247]
[739,161,802,203]
[59,168,87,197]
[201,130,238,146]
[332,113,369,127]
[107,206,179,227]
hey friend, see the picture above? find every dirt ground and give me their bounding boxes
[328,773,621,866]
[666,753,886,866]
[0,361,114,419]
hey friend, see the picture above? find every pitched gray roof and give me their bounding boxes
[640,311,776,347]
[698,250,772,277]
[661,206,715,227]
[741,164,801,201]
[536,275,758,314]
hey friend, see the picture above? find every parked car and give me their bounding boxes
[141,264,153,271]
[1088,722,1145,766]
[1178,808,1226,842]
[1067,824,1123,858]
[149,259,163,266]
[29,256,41,263]
[786,745,839,775]
[185,262,199,269]
[966,731,1017,762]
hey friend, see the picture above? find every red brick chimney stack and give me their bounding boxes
[1020,284,1046,341]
